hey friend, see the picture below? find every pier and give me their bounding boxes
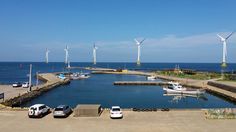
[0,73,70,107]
[89,68,236,102]
[114,81,167,86]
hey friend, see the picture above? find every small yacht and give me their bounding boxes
[147,75,156,81]
[70,72,90,80]
[163,81,205,95]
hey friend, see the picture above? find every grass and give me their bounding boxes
[157,71,221,80]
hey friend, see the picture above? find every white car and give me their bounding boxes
[12,82,22,87]
[28,104,50,118]
[110,106,123,119]
[22,82,29,88]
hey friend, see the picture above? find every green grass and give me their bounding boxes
[157,71,221,80]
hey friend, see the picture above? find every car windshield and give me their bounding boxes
[112,108,120,111]
[30,107,37,110]
[55,108,64,111]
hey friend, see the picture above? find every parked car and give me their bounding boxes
[12,82,22,87]
[110,106,123,119]
[53,105,72,118]
[22,82,29,88]
[28,104,50,118]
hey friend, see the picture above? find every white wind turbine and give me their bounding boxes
[134,38,145,65]
[93,43,98,65]
[64,45,69,64]
[45,48,50,63]
[217,32,234,67]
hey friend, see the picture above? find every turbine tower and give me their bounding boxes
[134,38,145,65]
[64,45,69,64]
[217,32,234,67]
[93,43,98,65]
[45,48,50,63]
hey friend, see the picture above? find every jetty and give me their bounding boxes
[89,68,236,102]
[0,73,70,107]
[114,81,167,86]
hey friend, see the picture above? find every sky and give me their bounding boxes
[0,0,236,63]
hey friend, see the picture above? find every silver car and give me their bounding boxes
[53,105,72,118]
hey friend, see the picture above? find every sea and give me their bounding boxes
[0,62,236,108]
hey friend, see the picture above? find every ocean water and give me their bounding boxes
[0,62,236,108]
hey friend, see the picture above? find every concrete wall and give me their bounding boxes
[207,81,236,93]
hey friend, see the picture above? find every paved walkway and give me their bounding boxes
[0,73,63,103]
[0,110,235,132]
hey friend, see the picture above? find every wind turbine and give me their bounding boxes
[217,32,234,67]
[134,38,145,65]
[64,45,69,64]
[45,48,50,64]
[93,43,98,65]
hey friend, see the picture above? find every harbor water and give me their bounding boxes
[0,62,236,108]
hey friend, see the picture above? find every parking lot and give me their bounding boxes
[0,109,236,132]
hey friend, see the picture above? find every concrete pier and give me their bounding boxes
[0,73,70,106]
[90,68,236,102]
[114,81,167,86]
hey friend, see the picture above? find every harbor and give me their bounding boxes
[91,68,236,102]
[0,64,236,108]
[1,1,236,132]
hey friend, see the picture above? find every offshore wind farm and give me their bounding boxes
[1,1,236,132]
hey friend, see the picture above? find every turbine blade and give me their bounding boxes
[134,39,139,44]
[217,34,224,40]
[140,38,146,44]
[225,32,234,40]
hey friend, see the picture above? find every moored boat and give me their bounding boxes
[70,72,90,80]
[147,75,156,81]
[163,81,205,95]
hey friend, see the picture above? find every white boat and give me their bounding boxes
[163,82,205,95]
[70,72,90,80]
[147,76,156,81]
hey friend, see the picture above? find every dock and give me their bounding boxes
[0,73,70,107]
[114,81,167,86]
[89,68,236,102]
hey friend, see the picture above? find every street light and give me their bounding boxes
[36,71,40,86]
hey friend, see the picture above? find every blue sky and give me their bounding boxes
[0,0,236,62]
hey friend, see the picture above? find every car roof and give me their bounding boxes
[112,106,120,109]
[56,105,68,108]
[30,104,45,107]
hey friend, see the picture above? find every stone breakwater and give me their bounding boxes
[1,73,70,107]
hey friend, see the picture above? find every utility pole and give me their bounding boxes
[36,71,39,86]
[28,64,32,92]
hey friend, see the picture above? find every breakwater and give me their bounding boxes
[90,68,236,102]
[1,73,70,107]
[114,81,168,86]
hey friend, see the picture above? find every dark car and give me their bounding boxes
[12,82,22,87]
[53,105,72,118]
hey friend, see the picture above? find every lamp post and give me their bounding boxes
[28,64,32,92]
[36,71,40,86]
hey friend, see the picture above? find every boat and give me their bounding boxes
[163,81,205,95]
[70,72,90,80]
[147,75,156,81]
[58,73,66,80]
